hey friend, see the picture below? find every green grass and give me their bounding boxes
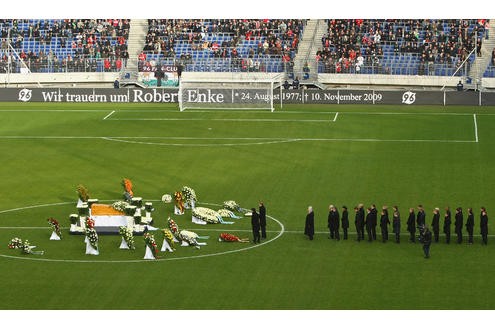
[1,102,495,309]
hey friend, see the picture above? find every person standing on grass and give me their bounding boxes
[392,205,400,243]
[259,201,266,239]
[328,205,340,240]
[444,206,452,244]
[431,208,440,243]
[304,206,315,240]
[480,207,488,245]
[380,206,390,242]
[328,205,335,239]
[354,205,364,242]
[370,204,378,240]
[422,226,432,258]
[365,207,373,242]
[417,205,426,241]
[358,204,365,240]
[455,207,464,244]
[341,206,349,240]
[466,207,474,244]
[407,208,416,243]
[251,208,261,244]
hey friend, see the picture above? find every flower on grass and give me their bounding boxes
[192,207,222,224]
[47,217,62,238]
[161,228,176,251]
[161,194,172,203]
[77,184,89,202]
[144,232,158,255]
[219,233,249,243]
[86,228,99,251]
[119,226,135,250]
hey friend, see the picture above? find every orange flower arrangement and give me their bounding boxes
[122,178,134,197]
[174,191,185,213]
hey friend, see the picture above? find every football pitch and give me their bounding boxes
[1,102,495,310]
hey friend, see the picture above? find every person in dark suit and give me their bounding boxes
[455,207,464,244]
[328,205,335,239]
[466,207,474,244]
[407,208,416,243]
[304,206,315,241]
[358,204,365,240]
[259,201,267,239]
[380,206,390,242]
[392,205,400,243]
[354,206,363,242]
[341,206,349,240]
[480,207,488,245]
[365,207,373,242]
[422,226,432,258]
[444,207,452,244]
[370,204,378,240]
[416,205,426,241]
[431,208,440,243]
[251,208,260,243]
[328,205,340,240]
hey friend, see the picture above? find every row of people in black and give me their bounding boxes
[305,204,489,245]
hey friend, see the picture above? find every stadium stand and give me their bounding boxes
[0,19,129,73]
[483,47,495,77]
[140,19,305,73]
[317,19,487,76]
[0,18,493,90]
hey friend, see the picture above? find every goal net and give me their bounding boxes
[178,80,275,111]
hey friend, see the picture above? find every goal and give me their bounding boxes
[178,80,276,111]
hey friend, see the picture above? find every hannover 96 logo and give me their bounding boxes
[18,88,32,102]
[402,91,416,105]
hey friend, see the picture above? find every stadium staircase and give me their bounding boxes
[467,19,495,89]
[292,19,327,89]
[120,19,149,87]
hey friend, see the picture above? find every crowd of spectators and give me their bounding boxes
[318,19,488,75]
[0,19,129,73]
[142,19,304,72]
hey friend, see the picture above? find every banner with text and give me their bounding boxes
[2,88,495,106]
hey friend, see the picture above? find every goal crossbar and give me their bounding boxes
[178,79,277,112]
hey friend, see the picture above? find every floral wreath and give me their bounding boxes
[47,217,62,238]
[119,226,135,249]
[174,191,185,213]
[144,232,158,256]
[86,228,99,251]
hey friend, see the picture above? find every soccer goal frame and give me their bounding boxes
[178,79,279,112]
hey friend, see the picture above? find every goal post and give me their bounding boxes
[178,80,277,111]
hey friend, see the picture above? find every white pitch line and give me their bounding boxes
[0,135,475,144]
[473,114,479,143]
[103,110,115,120]
[107,117,331,123]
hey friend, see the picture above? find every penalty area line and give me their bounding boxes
[103,110,115,120]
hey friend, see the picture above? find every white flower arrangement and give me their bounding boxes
[86,228,99,251]
[181,186,197,202]
[119,226,135,250]
[217,208,241,219]
[223,200,242,212]
[179,230,201,249]
[162,194,172,203]
[192,207,222,224]
[112,200,129,212]
[8,238,44,255]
